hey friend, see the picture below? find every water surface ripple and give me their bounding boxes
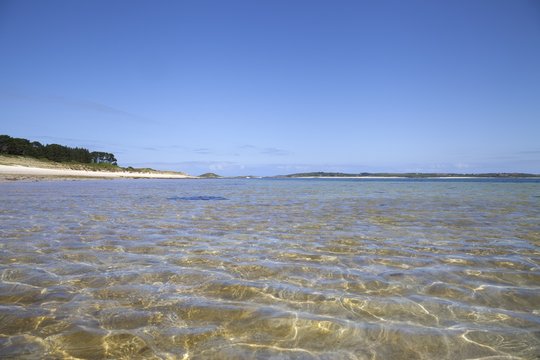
[0,179,539,359]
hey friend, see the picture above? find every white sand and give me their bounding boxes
[0,164,194,179]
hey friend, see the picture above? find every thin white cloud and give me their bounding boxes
[238,144,257,150]
[260,147,290,156]
[193,148,213,154]
[0,90,158,124]
[237,144,291,156]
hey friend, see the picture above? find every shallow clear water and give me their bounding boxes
[0,178,539,359]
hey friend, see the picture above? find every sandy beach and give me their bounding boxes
[0,164,194,181]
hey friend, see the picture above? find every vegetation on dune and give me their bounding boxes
[0,135,188,175]
[0,154,189,176]
[0,135,117,165]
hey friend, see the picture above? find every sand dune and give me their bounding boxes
[0,164,193,180]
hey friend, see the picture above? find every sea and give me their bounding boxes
[0,178,539,359]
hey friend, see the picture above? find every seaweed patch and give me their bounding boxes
[167,196,228,201]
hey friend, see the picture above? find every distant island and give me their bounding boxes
[199,172,221,178]
[279,171,540,178]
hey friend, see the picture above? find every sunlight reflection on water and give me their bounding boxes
[0,178,539,359]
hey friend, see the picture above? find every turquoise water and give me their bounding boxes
[0,178,539,359]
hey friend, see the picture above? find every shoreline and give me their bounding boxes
[1,162,538,182]
[289,176,475,179]
[291,176,408,179]
[0,164,195,181]
[283,176,539,180]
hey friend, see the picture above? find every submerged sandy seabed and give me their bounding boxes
[0,164,194,180]
[0,179,538,359]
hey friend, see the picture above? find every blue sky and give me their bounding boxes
[1,0,539,176]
